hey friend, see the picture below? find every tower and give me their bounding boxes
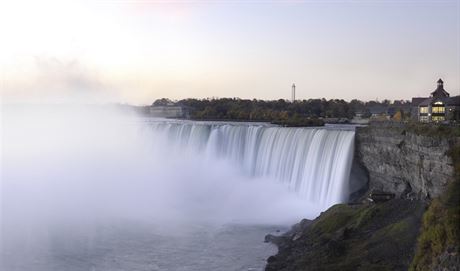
[431,78,450,98]
[291,83,296,102]
[437,78,443,88]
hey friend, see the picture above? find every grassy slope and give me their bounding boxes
[266,200,425,271]
[266,124,460,271]
[410,142,460,270]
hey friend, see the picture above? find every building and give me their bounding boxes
[351,111,370,124]
[411,79,460,122]
[149,105,189,118]
[291,83,296,102]
[369,105,389,119]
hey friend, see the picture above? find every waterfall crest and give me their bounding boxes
[145,121,355,208]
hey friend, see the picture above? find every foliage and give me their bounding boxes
[404,122,460,137]
[177,98,357,121]
[392,110,403,121]
[151,97,411,126]
[152,98,174,106]
[410,143,460,271]
[271,116,324,127]
[267,200,425,271]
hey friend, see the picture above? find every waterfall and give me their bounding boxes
[1,108,358,271]
[144,120,355,208]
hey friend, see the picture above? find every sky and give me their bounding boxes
[0,0,459,105]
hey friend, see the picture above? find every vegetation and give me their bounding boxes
[151,97,412,126]
[410,143,460,270]
[362,124,460,271]
[264,123,460,271]
[271,115,324,127]
[404,122,460,137]
[347,123,460,270]
[364,121,460,139]
[266,200,425,271]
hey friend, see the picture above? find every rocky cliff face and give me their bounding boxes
[355,125,457,199]
[265,124,459,271]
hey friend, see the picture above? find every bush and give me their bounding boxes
[410,143,460,271]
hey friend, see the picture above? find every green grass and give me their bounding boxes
[310,204,356,234]
[267,123,459,271]
[363,122,460,270]
[377,220,412,243]
[353,206,380,228]
[410,143,460,271]
[273,201,424,271]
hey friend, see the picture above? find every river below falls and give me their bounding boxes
[1,112,356,271]
[1,222,284,271]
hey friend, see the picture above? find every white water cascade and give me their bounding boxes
[1,108,357,271]
[144,120,356,209]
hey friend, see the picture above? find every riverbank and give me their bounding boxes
[266,200,425,271]
[265,123,460,271]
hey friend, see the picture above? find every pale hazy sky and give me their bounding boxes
[1,0,459,105]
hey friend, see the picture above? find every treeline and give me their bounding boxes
[152,98,411,126]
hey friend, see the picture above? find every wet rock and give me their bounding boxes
[264,234,277,243]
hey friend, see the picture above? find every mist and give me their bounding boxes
[1,104,318,258]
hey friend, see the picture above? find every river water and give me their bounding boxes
[2,222,282,271]
[1,109,355,270]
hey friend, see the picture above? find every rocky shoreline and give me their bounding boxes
[264,123,460,271]
[265,200,425,271]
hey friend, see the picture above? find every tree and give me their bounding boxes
[392,110,403,121]
[153,98,173,106]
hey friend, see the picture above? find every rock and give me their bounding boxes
[355,125,457,199]
[265,200,426,271]
[264,234,276,243]
[433,247,460,271]
[265,123,459,271]
[267,256,277,263]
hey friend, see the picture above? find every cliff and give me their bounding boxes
[355,123,458,199]
[265,123,460,271]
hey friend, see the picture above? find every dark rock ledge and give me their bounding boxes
[265,200,425,271]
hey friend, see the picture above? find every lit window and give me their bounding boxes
[432,116,445,122]
[432,106,445,114]
[420,116,429,122]
[433,101,444,105]
[419,107,428,114]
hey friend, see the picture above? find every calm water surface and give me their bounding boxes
[1,222,283,271]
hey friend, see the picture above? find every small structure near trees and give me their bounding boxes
[368,191,396,203]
